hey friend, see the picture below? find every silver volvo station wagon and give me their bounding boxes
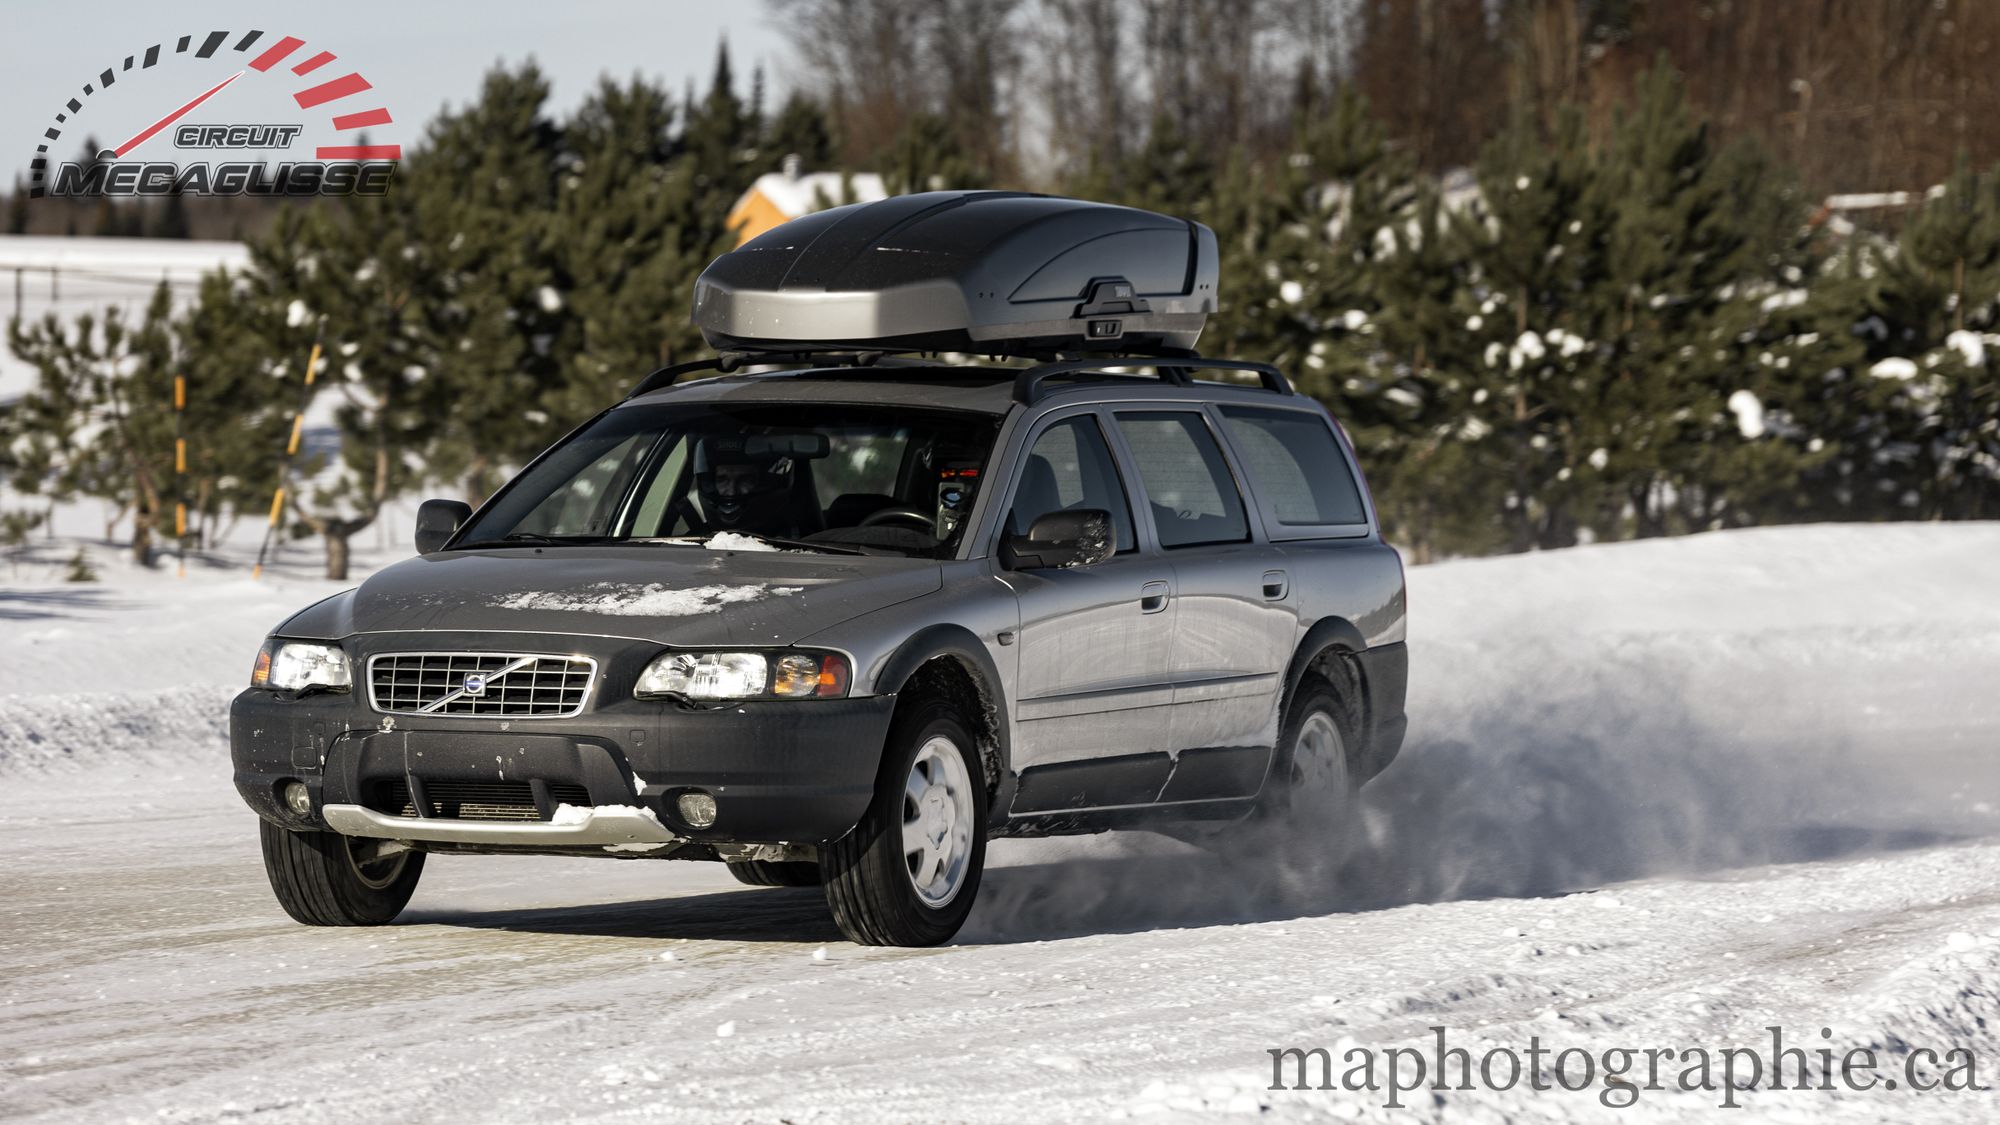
[231,191,1409,946]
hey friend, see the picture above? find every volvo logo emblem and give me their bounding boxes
[462,674,487,696]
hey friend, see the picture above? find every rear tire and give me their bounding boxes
[258,819,424,926]
[725,859,822,887]
[820,698,987,946]
[1262,674,1360,870]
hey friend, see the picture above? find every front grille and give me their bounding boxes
[369,778,592,821]
[367,652,596,717]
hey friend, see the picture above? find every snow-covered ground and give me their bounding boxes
[3,523,1998,1122]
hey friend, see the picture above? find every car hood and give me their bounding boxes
[280,546,942,647]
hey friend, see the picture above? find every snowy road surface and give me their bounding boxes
[3,524,1999,1122]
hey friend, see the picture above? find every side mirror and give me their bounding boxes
[414,499,473,554]
[1002,509,1114,570]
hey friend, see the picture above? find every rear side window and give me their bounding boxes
[1114,412,1249,548]
[1218,406,1367,527]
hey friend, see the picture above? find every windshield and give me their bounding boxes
[454,402,1002,558]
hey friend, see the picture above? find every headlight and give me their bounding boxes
[634,650,850,701]
[251,640,352,693]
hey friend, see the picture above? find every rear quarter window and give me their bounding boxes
[1217,406,1367,527]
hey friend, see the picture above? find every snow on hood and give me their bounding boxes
[493,582,803,616]
[278,544,940,646]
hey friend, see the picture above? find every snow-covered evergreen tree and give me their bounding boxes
[1772,160,2000,520]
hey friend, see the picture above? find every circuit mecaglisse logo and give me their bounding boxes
[28,30,401,198]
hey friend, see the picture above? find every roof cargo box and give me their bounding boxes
[692,191,1218,356]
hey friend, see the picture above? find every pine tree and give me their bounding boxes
[5,176,26,235]
[403,62,565,500]
[1258,85,1416,395]
[153,185,191,238]
[72,137,117,237]
[1891,157,2000,517]
[545,76,710,419]
[276,192,456,579]
[1409,63,1805,551]
[1771,160,2000,521]
[172,267,305,545]
[1591,64,1802,538]
[765,92,834,170]
[682,40,761,208]
[878,112,992,195]
[0,396,50,562]
[1446,106,1612,550]
[1366,184,1513,559]
[0,322,88,532]
[1109,112,1217,216]
[6,283,181,564]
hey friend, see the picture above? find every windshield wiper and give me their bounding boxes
[458,531,871,555]
[452,533,608,549]
[736,534,867,555]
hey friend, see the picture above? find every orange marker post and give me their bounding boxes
[252,327,324,579]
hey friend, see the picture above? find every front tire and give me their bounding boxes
[725,859,822,887]
[258,820,424,926]
[820,698,987,946]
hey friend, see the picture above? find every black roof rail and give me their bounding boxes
[624,349,1293,405]
[623,350,905,400]
[1013,355,1293,405]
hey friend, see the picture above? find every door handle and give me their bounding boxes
[1261,570,1289,601]
[1139,580,1171,614]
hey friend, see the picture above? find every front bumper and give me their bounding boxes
[231,671,896,847]
[322,801,679,850]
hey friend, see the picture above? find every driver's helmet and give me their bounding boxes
[693,436,792,530]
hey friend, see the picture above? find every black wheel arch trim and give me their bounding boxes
[872,623,1016,821]
[1279,618,1407,787]
[1279,616,1368,713]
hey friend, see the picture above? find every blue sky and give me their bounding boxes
[4,1,791,183]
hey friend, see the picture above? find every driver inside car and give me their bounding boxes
[690,440,804,536]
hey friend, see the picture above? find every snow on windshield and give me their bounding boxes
[702,532,786,552]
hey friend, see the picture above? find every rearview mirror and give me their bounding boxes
[1001,509,1114,570]
[414,499,473,554]
[743,432,831,459]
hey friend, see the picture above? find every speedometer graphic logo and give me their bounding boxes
[27,30,401,198]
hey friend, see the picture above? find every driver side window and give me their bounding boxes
[1009,416,1136,553]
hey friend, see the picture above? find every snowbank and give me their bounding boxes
[0,686,236,777]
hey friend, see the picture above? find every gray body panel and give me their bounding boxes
[255,368,1406,843]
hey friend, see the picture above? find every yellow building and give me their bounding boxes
[726,158,889,246]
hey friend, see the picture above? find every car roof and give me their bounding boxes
[621,363,1317,416]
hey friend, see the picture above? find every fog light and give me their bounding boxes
[676,791,718,828]
[281,780,312,816]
